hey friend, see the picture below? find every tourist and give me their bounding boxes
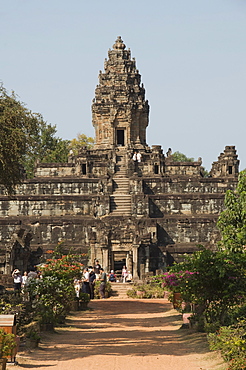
[88,266,96,299]
[94,260,101,279]
[126,271,132,282]
[82,267,90,295]
[136,152,142,163]
[122,266,128,283]
[132,152,137,161]
[74,278,81,298]
[99,267,107,299]
[12,269,22,295]
[108,270,116,282]
[132,151,137,171]
[27,268,38,280]
[21,271,28,291]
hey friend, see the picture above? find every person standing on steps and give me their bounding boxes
[94,259,101,279]
[136,152,142,163]
[122,266,128,283]
[132,151,137,172]
[99,267,107,299]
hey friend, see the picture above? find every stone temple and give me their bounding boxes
[0,36,240,278]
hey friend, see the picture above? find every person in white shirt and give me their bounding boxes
[12,269,22,295]
[136,152,142,163]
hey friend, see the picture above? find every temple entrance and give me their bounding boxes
[116,129,125,146]
[112,251,126,275]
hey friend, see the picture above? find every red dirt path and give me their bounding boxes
[14,299,226,370]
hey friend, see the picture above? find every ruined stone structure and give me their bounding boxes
[0,37,240,278]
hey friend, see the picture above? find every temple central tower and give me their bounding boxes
[92,36,149,149]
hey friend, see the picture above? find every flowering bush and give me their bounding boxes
[167,249,246,327]
[28,276,75,325]
[208,320,246,370]
[156,271,198,294]
[40,254,83,281]
[27,250,84,326]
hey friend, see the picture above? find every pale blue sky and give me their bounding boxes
[1,0,246,170]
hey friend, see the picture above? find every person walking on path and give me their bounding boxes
[99,267,107,299]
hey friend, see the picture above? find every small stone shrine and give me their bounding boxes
[0,37,240,278]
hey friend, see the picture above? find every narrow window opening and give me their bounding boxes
[228,166,233,175]
[154,164,159,174]
[116,130,125,146]
[81,164,87,175]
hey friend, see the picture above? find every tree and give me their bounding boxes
[170,151,209,177]
[68,133,94,155]
[171,151,195,162]
[24,117,70,178]
[217,170,246,252]
[0,85,38,193]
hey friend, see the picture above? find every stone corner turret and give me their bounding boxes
[210,145,240,178]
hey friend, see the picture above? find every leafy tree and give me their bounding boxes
[0,85,38,192]
[217,170,246,252]
[170,151,209,177]
[0,84,70,188]
[171,151,195,162]
[68,133,94,155]
[24,117,70,178]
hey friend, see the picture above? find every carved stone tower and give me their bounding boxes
[92,36,149,149]
[211,146,239,177]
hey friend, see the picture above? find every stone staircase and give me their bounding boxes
[109,282,133,299]
[110,152,131,216]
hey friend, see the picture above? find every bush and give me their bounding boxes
[94,281,112,299]
[0,329,16,358]
[27,276,75,325]
[79,292,90,303]
[126,282,165,299]
[0,295,33,335]
[208,320,246,369]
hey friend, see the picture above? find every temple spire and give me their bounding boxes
[92,37,149,149]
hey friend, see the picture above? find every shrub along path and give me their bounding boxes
[15,299,226,370]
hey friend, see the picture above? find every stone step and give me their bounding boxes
[110,194,132,214]
[110,195,131,201]
[111,195,131,200]
[113,181,129,192]
[109,282,133,299]
[110,205,131,211]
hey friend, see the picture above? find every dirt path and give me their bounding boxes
[14,299,226,370]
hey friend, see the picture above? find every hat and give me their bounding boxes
[14,269,20,274]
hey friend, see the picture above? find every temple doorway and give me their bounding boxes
[112,251,126,274]
[116,129,125,146]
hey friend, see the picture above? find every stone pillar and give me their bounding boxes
[128,251,133,273]
[126,252,129,271]
[132,245,138,278]
[90,242,96,267]
[102,247,109,273]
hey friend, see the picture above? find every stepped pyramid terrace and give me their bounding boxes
[0,37,240,278]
